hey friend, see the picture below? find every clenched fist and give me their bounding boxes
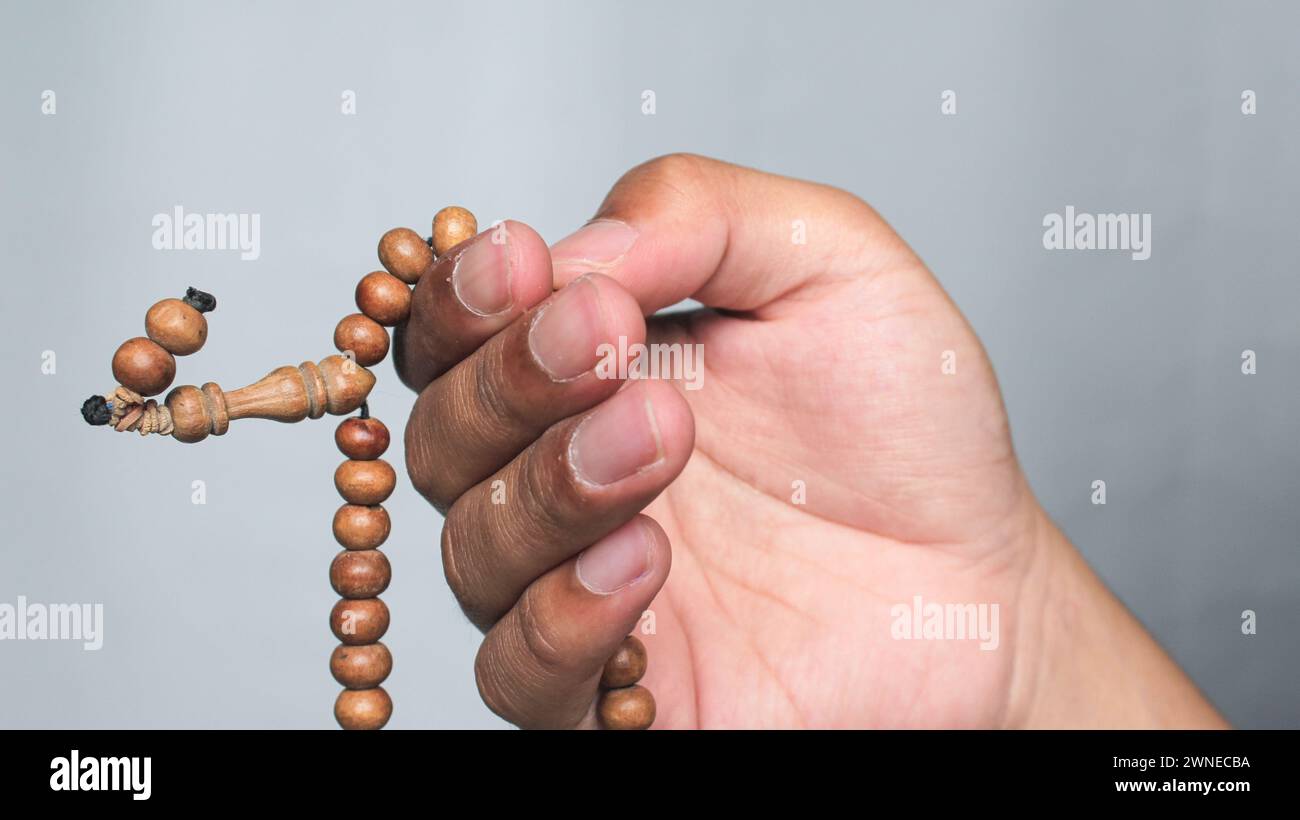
[398,154,1225,729]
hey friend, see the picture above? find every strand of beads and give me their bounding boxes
[338,207,659,730]
[329,207,477,730]
[330,405,396,730]
[329,252,408,729]
[597,635,655,729]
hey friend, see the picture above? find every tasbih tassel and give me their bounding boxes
[82,386,176,436]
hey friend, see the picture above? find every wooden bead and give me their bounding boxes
[111,337,176,397]
[600,635,648,688]
[335,416,390,460]
[315,354,377,414]
[335,459,396,505]
[355,271,412,327]
[334,687,392,730]
[145,298,207,355]
[378,227,433,284]
[330,549,391,598]
[179,383,227,441]
[330,597,390,645]
[333,504,391,549]
[330,642,393,689]
[597,684,656,730]
[334,313,389,367]
[432,206,478,256]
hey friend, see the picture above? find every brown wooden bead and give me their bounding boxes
[334,313,389,367]
[597,684,656,730]
[333,504,391,549]
[315,354,376,414]
[600,635,648,688]
[378,227,433,284]
[330,597,390,645]
[431,206,478,256]
[335,459,396,505]
[330,549,391,598]
[111,337,176,397]
[145,298,208,355]
[335,416,390,460]
[330,642,393,689]
[355,271,412,327]
[164,385,209,443]
[334,687,392,730]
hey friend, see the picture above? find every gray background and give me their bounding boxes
[1,0,1296,728]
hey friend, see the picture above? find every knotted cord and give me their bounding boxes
[81,386,174,436]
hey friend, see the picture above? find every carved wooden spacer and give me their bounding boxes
[165,355,375,443]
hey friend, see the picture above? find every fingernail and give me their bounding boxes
[570,389,663,486]
[528,276,607,380]
[577,521,653,594]
[452,235,513,316]
[550,219,638,271]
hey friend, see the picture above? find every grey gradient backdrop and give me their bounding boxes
[1,0,1296,728]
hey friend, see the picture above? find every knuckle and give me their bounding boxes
[826,188,911,267]
[439,520,469,601]
[607,152,718,212]
[440,514,490,626]
[515,584,569,676]
[472,341,530,433]
[472,590,574,729]
[403,410,455,512]
[473,641,519,724]
[639,152,716,185]
[517,433,587,543]
[825,184,886,232]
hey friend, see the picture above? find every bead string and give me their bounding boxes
[328,207,477,730]
[101,387,175,435]
[329,399,397,729]
[82,210,658,730]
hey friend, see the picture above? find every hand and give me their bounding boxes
[399,154,1227,728]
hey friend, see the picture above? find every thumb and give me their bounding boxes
[549,153,915,316]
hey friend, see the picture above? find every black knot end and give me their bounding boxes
[183,286,217,313]
[81,395,112,426]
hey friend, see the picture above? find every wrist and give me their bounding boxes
[1004,503,1228,729]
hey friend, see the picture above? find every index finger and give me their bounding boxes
[393,220,554,392]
